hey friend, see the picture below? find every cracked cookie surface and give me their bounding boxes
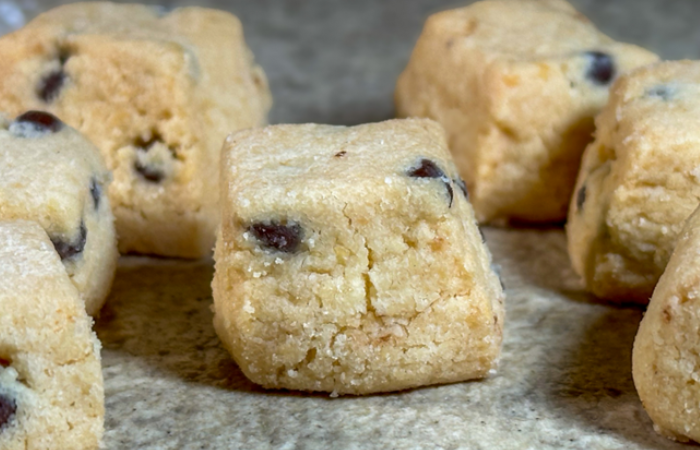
[0,221,103,450]
[213,118,504,395]
[0,2,271,257]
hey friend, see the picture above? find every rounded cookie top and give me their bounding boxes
[427,0,625,59]
[223,118,467,220]
[0,110,108,239]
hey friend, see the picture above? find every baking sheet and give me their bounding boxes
[97,228,686,449]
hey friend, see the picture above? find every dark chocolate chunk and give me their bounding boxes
[576,185,586,211]
[133,132,174,183]
[249,221,303,253]
[585,51,615,86]
[0,393,16,430]
[14,111,63,134]
[407,159,445,179]
[0,357,9,367]
[51,222,87,260]
[134,135,160,152]
[37,70,66,103]
[134,161,165,183]
[90,179,101,210]
[647,85,673,100]
[407,158,454,207]
[445,183,454,207]
[455,177,469,199]
[334,151,347,158]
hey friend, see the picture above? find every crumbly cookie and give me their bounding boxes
[213,118,505,395]
[0,111,117,315]
[567,61,700,303]
[633,205,700,443]
[395,0,657,224]
[0,220,103,450]
[0,2,271,258]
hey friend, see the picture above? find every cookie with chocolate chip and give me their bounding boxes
[395,0,657,224]
[213,118,504,395]
[633,205,700,443]
[567,61,700,303]
[0,220,103,450]
[0,3,271,258]
[0,111,117,315]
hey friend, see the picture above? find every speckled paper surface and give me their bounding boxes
[3,0,700,448]
[97,229,687,450]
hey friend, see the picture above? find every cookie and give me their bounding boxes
[0,3,271,258]
[0,220,103,450]
[213,118,505,395]
[395,0,657,224]
[632,205,700,443]
[0,111,117,315]
[567,61,700,303]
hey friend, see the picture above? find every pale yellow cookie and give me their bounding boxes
[633,205,700,443]
[396,0,657,224]
[0,220,103,450]
[213,118,504,395]
[0,111,117,315]
[568,61,700,303]
[0,2,271,257]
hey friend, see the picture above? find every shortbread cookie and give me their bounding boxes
[395,0,657,224]
[0,220,103,450]
[0,111,117,315]
[633,205,700,443]
[213,118,505,395]
[567,61,700,303]
[0,3,271,258]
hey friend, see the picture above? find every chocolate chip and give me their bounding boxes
[407,159,445,179]
[585,51,615,86]
[0,358,9,367]
[51,222,87,260]
[12,111,63,135]
[576,185,586,211]
[334,151,347,158]
[134,162,165,183]
[249,221,303,253]
[37,70,66,103]
[455,177,469,199]
[647,85,673,100]
[133,132,174,183]
[0,393,16,430]
[446,184,454,207]
[90,179,101,210]
[134,135,160,152]
[407,158,454,207]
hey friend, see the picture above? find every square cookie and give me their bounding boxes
[0,3,271,257]
[395,0,657,224]
[0,111,117,315]
[213,118,505,395]
[0,220,103,450]
[568,61,700,303]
